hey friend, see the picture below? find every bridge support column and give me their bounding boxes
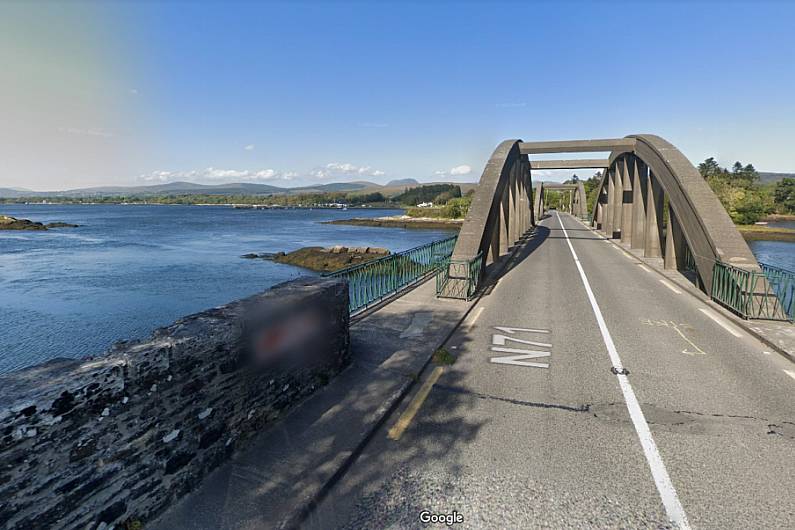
[612,160,624,239]
[508,167,517,245]
[602,168,616,238]
[488,209,500,265]
[595,201,603,229]
[664,205,687,270]
[499,185,509,255]
[621,157,633,244]
[644,171,664,258]
[630,158,647,249]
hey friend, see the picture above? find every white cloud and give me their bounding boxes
[435,164,473,177]
[311,162,386,179]
[244,144,255,151]
[137,161,388,185]
[137,167,289,184]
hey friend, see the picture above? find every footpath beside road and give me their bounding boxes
[151,273,477,529]
[304,212,795,530]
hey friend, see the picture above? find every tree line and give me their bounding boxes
[571,161,794,225]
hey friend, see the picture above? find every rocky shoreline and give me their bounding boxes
[324,215,462,230]
[0,215,79,230]
[243,245,390,272]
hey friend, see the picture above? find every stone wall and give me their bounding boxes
[0,277,350,529]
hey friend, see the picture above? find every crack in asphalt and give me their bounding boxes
[433,383,590,413]
[430,389,794,437]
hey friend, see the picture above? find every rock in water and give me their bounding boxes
[0,215,80,230]
[242,246,392,272]
[0,215,47,230]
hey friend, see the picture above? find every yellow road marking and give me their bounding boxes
[387,366,445,440]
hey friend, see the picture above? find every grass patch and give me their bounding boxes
[432,347,456,365]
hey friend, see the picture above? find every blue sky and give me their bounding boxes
[1,0,794,190]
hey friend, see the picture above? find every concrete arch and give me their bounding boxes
[451,139,534,267]
[591,134,760,293]
[539,182,588,218]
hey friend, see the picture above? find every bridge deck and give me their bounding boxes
[306,213,795,529]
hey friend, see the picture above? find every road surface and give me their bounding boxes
[304,212,795,530]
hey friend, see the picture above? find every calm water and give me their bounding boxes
[1,206,792,374]
[747,221,795,271]
[0,205,455,374]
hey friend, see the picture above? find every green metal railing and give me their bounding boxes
[327,236,457,314]
[435,252,484,300]
[760,262,795,321]
[711,261,794,321]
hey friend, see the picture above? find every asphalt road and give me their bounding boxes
[304,212,795,530]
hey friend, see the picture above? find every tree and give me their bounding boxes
[732,161,744,174]
[774,178,795,213]
[698,157,721,178]
[583,171,603,213]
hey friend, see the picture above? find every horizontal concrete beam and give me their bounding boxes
[542,184,577,190]
[519,138,636,154]
[530,159,609,170]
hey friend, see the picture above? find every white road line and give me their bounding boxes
[783,369,795,381]
[638,264,653,273]
[659,280,682,295]
[494,326,549,334]
[555,212,690,530]
[464,307,485,330]
[698,308,743,338]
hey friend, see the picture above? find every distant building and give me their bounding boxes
[417,202,433,208]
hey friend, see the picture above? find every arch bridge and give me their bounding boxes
[440,135,784,319]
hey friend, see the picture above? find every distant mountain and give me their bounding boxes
[0,181,286,198]
[0,179,480,199]
[386,178,419,187]
[55,181,286,196]
[759,172,795,184]
[290,181,380,193]
[0,188,29,198]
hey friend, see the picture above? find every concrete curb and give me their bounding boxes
[571,215,795,365]
[286,292,477,529]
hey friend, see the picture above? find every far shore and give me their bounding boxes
[324,215,463,230]
[761,213,795,222]
[737,224,795,241]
